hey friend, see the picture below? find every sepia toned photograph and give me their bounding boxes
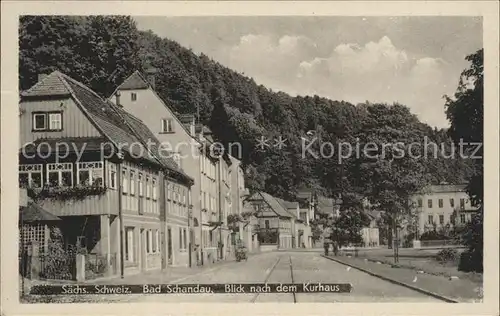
[1,1,499,315]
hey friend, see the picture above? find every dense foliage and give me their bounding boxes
[19,16,473,208]
[444,49,484,273]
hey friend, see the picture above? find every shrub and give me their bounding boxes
[435,248,459,264]
[458,210,483,273]
[420,230,449,241]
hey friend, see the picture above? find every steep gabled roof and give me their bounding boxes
[21,72,72,97]
[112,71,201,144]
[115,71,150,90]
[254,192,292,218]
[20,71,189,180]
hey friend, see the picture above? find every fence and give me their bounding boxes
[420,239,462,248]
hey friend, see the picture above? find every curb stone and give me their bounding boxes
[321,255,459,303]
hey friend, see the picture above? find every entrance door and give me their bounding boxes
[167,227,173,265]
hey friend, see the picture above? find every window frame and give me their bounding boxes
[427,199,433,208]
[76,161,104,187]
[146,176,151,199]
[450,198,455,208]
[131,92,137,102]
[48,112,63,131]
[152,177,157,201]
[122,168,129,194]
[438,199,443,208]
[161,118,174,133]
[19,164,43,188]
[46,162,73,187]
[108,163,117,189]
[427,214,433,224]
[439,214,444,225]
[125,227,134,262]
[32,111,63,132]
[460,213,466,224]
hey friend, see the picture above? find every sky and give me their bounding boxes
[134,16,482,128]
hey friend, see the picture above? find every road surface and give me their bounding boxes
[129,251,443,303]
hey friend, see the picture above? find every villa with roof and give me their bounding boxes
[19,71,193,278]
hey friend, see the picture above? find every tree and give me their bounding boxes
[353,103,432,261]
[445,49,483,272]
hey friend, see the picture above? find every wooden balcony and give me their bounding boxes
[27,185,117,217]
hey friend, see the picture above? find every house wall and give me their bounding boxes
[111,88,202,262]
[165,178,190,267]
[411,185,477,237]
[19,97,100,145]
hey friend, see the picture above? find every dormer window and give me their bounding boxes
[161,118,174,133]
[32,111,63,131]
[131,93,137,101]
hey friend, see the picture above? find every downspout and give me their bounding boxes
[117,158,124,279]
[159,170,166,270]
[187,184,192,268]
[218,159,223,260]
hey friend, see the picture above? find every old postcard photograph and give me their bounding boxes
[1,1,499,316]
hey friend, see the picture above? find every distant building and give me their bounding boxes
[411,184,479,238]
[360,211,380,247]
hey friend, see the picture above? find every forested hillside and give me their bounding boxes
[19,16,473,202]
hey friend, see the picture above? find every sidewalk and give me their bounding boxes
[323,254,483,303]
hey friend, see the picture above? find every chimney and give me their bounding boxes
[38,73,48,82]
[145,67,157,90]
[115,91,122,107]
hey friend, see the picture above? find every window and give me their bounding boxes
[125,227,134,262]
[450,198,455,208]
[139,172,145,197]
[460,214,466,224]
[19,164,43,188]
[152,178,157,200]
[49,113,62,130]
[161,118,173,133]
[417,198,423,207]
[32,112,63,131]
[265,220,270,229]
[146,176,151,199]
[130,170,136,196]
[122,169,128,194]
[131,92,137,101]
[427,215,433,224]
[152,229,157,253]
[33,113,46,131]
[439,214,444,224]
[108,164,117,189]
[77,162,103,186]
[460,198,465,209]
[155,230,160,253]
[146,230,152,254]
[179,228,183,250]
[438,199,443,208]
[427,199,433,208]
[450,214,454,224]
[183,228,187,251]
[166,183,171,200]
[47,163,73,187]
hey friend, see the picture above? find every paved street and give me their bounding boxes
[123,251,441,303]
